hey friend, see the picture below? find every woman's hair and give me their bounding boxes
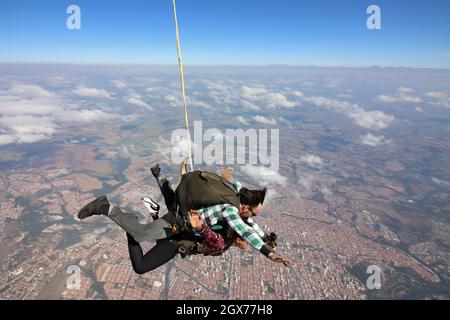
[238,187,267,207]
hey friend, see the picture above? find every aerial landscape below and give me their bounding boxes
[0,64,449,300]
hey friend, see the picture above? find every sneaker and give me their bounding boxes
[150,164,161,179]
[78,195,110,220]
[142,196,160,220]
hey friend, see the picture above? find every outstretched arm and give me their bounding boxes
[221,205,273,257]
[246,217,266,239]
[268,252,292,267]
[222,206,291,267]
[246,217,277,249]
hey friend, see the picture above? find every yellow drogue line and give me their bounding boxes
[172,0,194,172]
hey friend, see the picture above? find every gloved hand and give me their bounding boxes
[265,232,277,250]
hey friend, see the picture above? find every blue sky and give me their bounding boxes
[1,0,450,68]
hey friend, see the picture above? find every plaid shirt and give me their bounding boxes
[196,224,227,256]
[198,181,266,251]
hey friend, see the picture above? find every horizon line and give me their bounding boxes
[1,62,450,72]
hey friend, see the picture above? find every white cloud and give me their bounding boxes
[54,109,119,123]
[198,79,231,94]
[266,92,297,108]
[0,84,61,144]
[349,110,394,130]
[240,165,288,187]
[0,95,59,116]
[240,100,260,111]
[398,87,414,93]
[377,95,399,103]
[125,93,153,110]
[278,116,289,124]
[376,91,422,104]
[236,116,249,126]
[300,154,324,168]
[1,116,57,135]
[430,100,450,108]
[0,115,58,145]
[240,86,298,108]
[424,91,450,108]
[0,134,15,145]
[400,95,423,103]
[141,78,160,85]
[126,97,150,108]
[359,133,391,147]
[10,133,51,144]
[302,95,395,130]
[241,86,269,99]
[189,98,212,110]
[48,76,65,83]
[253,115,278,125]
[425,91,447,99]
[111,80,127,89]
[145,87,157,93]
[0,82,121,145]
[292,91,304,97]
[8,84,54,98]
[73,86,113,99]
[164,94,180,107]
[164,91,212,110]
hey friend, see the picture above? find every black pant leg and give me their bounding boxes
[126,233,180,274]
[158,178,178,214]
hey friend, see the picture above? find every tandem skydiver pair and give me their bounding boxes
[77,163,290,274]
